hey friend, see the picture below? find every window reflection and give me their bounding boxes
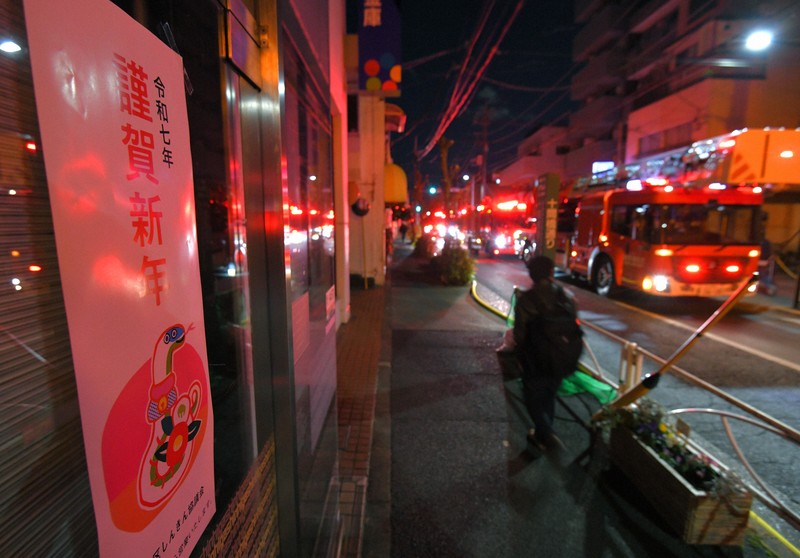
[283,40,337,556]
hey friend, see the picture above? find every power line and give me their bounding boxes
[417,0,525,159]
[403,46,463,70]
[481,75,570,93]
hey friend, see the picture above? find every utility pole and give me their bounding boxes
[412,137,424,210]
[479,105,490,201]
[438,136,454,210]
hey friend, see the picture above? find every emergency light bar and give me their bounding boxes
[496,200,526,211]
[626,177,670,191]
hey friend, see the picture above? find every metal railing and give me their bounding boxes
[578,316,800,534]
[472,278,800,537]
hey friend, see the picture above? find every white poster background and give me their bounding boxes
[23,0,215,555]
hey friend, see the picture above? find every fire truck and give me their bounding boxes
[565,128,799,296]
[467,196,534,257]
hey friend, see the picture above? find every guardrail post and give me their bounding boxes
[619,342,643,393]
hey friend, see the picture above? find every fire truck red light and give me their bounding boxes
[26,141,36,151]
[29,265,42,272]
[726,265,740,273]
[685,264,701,273]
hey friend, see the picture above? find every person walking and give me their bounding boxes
[513,255,583,453]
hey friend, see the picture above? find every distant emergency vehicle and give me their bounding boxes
[467,197,533,257]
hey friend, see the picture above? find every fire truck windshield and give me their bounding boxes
[612,203,761,246]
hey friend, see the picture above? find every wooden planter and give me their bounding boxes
[609,427,752,545]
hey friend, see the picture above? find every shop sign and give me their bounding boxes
[24,0,215,555]
[358,0,402,95]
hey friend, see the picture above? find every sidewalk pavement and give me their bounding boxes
[336,242,795,557]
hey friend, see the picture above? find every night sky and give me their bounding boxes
[392,0,579,191]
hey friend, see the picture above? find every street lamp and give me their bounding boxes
[0,40,22,53]
[745,30,773,51]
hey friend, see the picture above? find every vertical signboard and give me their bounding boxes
[536,173,561,262]
[358,0,402,95]
[23,0,215,556]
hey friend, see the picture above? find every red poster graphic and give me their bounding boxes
[102,324,209,531]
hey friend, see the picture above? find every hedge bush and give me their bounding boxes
[412,234,436,258]
[431,244,475,286]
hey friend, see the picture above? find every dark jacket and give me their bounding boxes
[512,280,580,381]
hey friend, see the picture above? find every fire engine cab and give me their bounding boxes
[566,128,799,296]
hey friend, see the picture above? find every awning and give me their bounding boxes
[385,103,406,133]
[384,163,409,204]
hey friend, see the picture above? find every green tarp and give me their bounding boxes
[558,370,617,404]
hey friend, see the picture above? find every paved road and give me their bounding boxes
[369,245,792,557]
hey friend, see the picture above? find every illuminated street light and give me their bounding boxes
[745,30,773,51]
[1,40,22,53]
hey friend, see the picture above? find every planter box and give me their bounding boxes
[609,427,752,545]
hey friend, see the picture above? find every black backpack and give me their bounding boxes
[528,284,584,380]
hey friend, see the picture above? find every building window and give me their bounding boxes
[347,94,359,132]
[283,38,338,556]
[638,122,693,157]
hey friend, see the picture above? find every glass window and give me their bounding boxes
[283,45,335,307]
[557,198,578,233]
[172,1,259,543]
[651,204,760,245]
[282,39,337,557]
[610,205,632,236]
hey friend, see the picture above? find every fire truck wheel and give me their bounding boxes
[592,256,615,297]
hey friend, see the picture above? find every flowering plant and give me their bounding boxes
[597,398,745,494]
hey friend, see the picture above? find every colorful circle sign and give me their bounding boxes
[364,58,380,77]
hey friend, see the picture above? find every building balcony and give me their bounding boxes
[625,27,677,80]
[626,19,761,82]
[564,139,618,179]
[631,59,766,111]
[569,96,622,138]
[571,49,624,100]
[573,3,625,61]
[574,0,605,24]
[629,0,680,34]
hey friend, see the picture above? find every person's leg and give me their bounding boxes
[522,373,554,439]
[522,371,565,452]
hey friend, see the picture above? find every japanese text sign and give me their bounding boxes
[23,0,216,556]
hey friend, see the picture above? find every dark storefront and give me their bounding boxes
[0,0,342,555]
